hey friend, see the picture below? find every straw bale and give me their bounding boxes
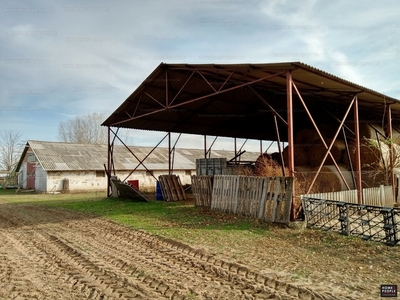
[323,165,355,190]
[295,129,319,148]
[392,132,400,145]
[380,142,400,168]
[270,152,282,165]
[282,144,309,166]
[295,164,354,194]
[295,125,335,147]
[391,126,400,144]
[358,123,384,140]
[308,139,342,167]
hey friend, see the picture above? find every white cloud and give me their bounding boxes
[1,0,400,146]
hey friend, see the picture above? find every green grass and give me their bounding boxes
[0,189,271,243]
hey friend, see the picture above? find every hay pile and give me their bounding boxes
[295,129,319,148]
[282,144,309,166]
[249,123,399,197]
[308,139,344,167]
[278,123,400,192]
[295,165,354,194]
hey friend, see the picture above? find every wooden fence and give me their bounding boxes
[192,175,293,224]
[191,175,213,207]
[302,185,394,207]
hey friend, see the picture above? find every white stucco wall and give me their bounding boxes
[47,171,107,192]
[35,164,47,191]
[19,164,27,189]
[18,167,194,193]
[115,169,193,192]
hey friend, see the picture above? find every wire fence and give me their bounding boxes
[302,197,400,246]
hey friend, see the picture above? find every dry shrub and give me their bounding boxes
[254,153,284,177]
[295,165,354,194]
[361,170,387,188]
[343,140,382,171]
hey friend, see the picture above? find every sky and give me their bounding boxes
[1,0,400,152]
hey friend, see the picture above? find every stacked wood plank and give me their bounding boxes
[158,175,186,201]
[191,175,213,207]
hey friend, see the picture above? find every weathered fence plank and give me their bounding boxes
[191,175,213,207]
[209,175,293,224]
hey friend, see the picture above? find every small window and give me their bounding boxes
[185,170,191,176]
[146,170,154,176]
[96,170,105,177]
[27,154,36,162]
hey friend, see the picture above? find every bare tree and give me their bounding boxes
[0,130,23,171]
[365,137,400,187]
[58,113,108,144]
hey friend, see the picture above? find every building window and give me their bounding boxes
[146,170,153,176]
[96,171,105,177]
[185,170,191,176]
[27,154,36,162]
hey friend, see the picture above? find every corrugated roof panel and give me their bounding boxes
[26,141,260,172]
[54,162,69,170]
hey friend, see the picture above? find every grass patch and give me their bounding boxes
[0,190,271,244]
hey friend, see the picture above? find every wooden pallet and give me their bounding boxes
[158,175,186,201]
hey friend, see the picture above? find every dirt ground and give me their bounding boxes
[0,199,397,299]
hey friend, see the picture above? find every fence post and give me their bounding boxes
[337,202,349,236]
[381,207,398,246]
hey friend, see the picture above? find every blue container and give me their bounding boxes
[156,181,164,200]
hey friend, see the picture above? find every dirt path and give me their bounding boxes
[0,201,354,299]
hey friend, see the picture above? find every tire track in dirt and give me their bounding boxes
[0,202,349,299]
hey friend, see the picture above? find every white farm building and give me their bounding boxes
[16,140,259,193]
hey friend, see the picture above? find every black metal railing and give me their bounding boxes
[302,197,400,246]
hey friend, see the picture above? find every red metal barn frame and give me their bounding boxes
[102,62,400,220]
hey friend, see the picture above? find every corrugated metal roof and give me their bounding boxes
[19,140,260,172]
[102,62,400,142]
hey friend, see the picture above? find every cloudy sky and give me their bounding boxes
[1,0,400,151]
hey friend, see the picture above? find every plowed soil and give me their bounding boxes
[0,198,396,299]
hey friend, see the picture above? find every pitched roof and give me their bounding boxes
[102,62,400,141]
[16,140,260,172]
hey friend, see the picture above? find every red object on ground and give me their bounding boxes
[127,180,139,190]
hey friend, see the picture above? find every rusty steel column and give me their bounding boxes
[286,71,295,221]
[107,126,111,197]
[386,105,396,200]
[234,137,237,163]
[204,135,207,159]
[354,96,363,204]
[168,132,172,175]
[286,72,294,177]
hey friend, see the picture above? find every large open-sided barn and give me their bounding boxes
[15,140,258,193]
[102,62,400,213]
